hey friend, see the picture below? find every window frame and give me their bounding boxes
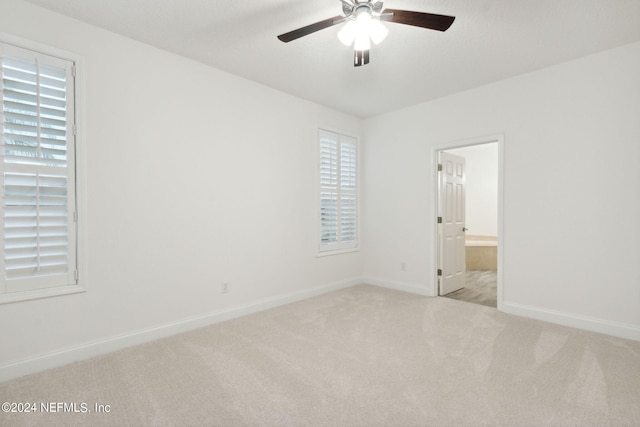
[317,128,360,256]
[0,33,85,304]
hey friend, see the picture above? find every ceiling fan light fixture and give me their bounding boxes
[338,8,386,50]
[354,33,371,51]
[354,10,373,42]
[337,20,357,46]
[369,19,388,45]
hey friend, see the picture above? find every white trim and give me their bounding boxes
[363,276,433,297]
[0,284,84,305]
[502,301,640,342]
[431,134,505,310]
[73,53,88,296]
[316,247,360,257]
[0,277,362,383]
[0,33,78,63]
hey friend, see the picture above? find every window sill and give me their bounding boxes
[0,284,85,305]
[316,247,360,257]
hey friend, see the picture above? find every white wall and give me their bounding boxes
[363,41,640,338]
[445,143,498,237]
[0,0,363,375]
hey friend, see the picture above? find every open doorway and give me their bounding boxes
[434,136,503,309]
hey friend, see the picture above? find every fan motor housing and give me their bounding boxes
[343,1,382,18]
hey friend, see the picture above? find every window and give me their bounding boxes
[0,39,79,303]
[318,129,358,253]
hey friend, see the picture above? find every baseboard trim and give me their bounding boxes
[362,277,433,297]
[0,277,362,383]
[502,301,640,342]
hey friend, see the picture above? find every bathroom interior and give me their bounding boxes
[442,142,498,308]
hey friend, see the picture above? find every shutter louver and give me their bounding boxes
[320,133,338,245]
[339,139,357,244]
[4,172,69,280]
[319,130,357,251]
[3,57,68,167]
[1,43,76,294]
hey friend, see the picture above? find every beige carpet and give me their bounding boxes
[1,284,639,426]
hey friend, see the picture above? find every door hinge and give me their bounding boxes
[437,164,443,172]
[437,269,442,276]
[74,270,78,281]
[437,216,442,224]
[73,211,78,222]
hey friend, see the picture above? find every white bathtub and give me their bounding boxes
[465,235,497,270]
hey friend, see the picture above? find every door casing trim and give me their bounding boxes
[432,134,505,311]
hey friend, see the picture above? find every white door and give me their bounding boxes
[438,151,466,295]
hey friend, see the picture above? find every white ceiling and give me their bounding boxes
[23,0,640,118]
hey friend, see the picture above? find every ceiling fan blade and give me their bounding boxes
[277,15,345,43]
[381,9,455,32]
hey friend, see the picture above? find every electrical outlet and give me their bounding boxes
[221,282,230,294]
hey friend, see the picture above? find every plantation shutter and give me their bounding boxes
[319,130,357,251]
[1,42,77,294]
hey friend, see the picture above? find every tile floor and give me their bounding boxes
[443,270,497,308]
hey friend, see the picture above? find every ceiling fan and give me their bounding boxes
[277,0,455,67]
